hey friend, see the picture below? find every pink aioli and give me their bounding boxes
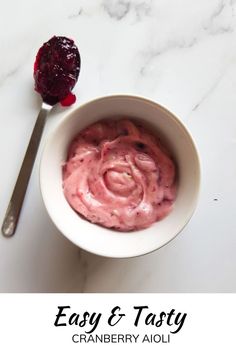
[63,120,177,231]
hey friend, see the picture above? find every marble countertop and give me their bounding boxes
[1,0,236,292]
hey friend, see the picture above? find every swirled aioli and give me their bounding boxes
[63,120,177,231]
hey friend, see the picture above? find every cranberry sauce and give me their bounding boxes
[34,36,81,106]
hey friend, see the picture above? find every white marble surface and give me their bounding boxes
[0,0,236,292]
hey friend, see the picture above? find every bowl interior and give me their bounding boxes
[40,96,200,258]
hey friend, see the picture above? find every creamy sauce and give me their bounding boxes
[63,119,177,231]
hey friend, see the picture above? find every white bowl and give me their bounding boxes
[40,95,200,258]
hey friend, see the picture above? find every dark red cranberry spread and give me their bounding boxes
[34,36,81,106]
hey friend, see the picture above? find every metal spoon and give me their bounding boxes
[2,36,80,237]
[1,102,52,237]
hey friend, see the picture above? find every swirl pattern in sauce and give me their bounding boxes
[63,120,177,231]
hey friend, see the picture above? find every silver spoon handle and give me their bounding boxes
[2,104,50,237]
